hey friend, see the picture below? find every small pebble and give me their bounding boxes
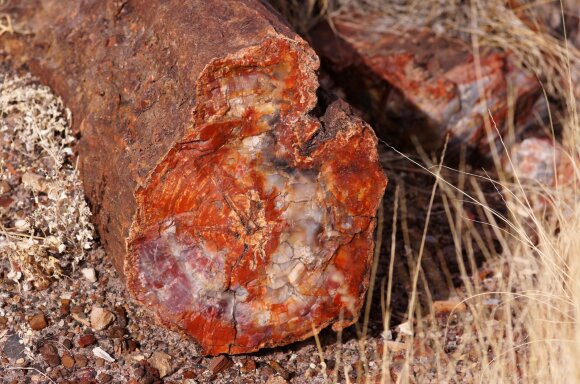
[62,338,73,349]
[127,339,139,353]
[266,376,288,384]
[134,367,146,378]
[260,365,276,382]
[59,300,71,317]
[208,355,233,375]
[75,354,88,368]
[3,334,25,359]
[15,358,27,367]
[114,306,128,327]
[0,180,11,194]
[78,333,97,348]
[81,267,97,283]
[240,358,256,373]
[269,360,291,380]
[97,373,113,383]
[108,325,126,338]
[61,353,75,369]
[40,343,60,367]
[183,369,197,379]
[76,367,97,380]
[28,313,48,331]
[148,351,174,378]
[90,306,115,331]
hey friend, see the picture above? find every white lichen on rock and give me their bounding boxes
[0,73,94,288]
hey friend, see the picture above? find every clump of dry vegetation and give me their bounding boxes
[0,74,94,289]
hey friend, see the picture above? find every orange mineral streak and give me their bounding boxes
[127,39,386,354]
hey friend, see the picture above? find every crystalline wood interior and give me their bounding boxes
[1,0,387,354]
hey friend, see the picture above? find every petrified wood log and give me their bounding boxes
[1,0,387,354]
[310,10,541,154]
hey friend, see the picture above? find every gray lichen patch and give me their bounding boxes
[0,73,94,288]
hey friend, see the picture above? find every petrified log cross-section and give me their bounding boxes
[1,0,386,354]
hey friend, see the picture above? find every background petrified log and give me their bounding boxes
[310,10,541,154]
[1,0,386,354]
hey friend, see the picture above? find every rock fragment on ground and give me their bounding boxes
[269,360,292,381]
[148,351,174,378]
[40,343,60,367]
[61,353,75,369]
[504,137,574,186]
[28,313,47,330]
[2,333,25,359]
[240,358,257,373]
[77,333,97,348]
[266,376,289,384]
[90,306,115,331]
[92,346,115,362]
[81,267,97,283]
[208,355,234,375]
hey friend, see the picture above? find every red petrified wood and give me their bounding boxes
[1,0,386,354]
[311,10,540,153]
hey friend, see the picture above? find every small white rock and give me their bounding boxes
[382,329,393,340]
[397,321,413,336]
[92,346,115,362]
[60,292,72,300]
[7,270,22,282]
[81,267,97,283]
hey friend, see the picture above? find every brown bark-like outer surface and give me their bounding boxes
[1,1,386,354]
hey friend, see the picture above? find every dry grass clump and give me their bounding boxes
[0,73,93,289]
[368,1,580,382]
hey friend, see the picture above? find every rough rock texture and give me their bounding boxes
[1,0,386,354]
[310,10,541,153]
[504,137,574,186]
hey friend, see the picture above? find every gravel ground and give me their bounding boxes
[0,245,387,383]
[1,245,505,384]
